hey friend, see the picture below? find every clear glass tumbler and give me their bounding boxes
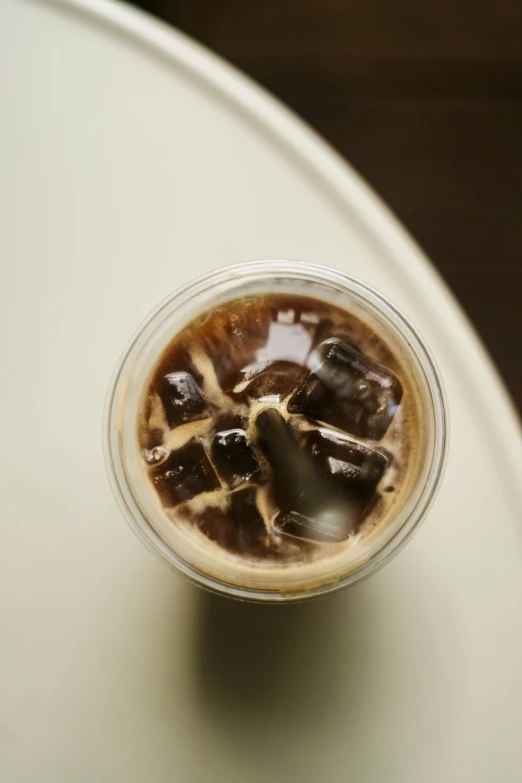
[104,260,447,601]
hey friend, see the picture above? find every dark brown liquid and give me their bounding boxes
[138,294,411,565]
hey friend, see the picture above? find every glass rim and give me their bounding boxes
[103,260,448,602]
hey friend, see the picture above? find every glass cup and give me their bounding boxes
[104,260,447,601]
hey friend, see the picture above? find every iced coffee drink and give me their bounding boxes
[105,262,447,600]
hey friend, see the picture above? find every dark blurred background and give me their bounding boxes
[132,0,522,412]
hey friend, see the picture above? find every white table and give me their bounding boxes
[1,1,522,781]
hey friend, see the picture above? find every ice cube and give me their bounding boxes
[255,409,359,543]
[211,428,264,489]
[255,319,314,366]
[199,299,272,390]
[200,300,320,394]
[272,430,388,543]
[159,371,208,429]
[190,488,269,557]
[232,360,307,403]
[288,338,403,440]
[150,439,220,507]
[305,430,387,500]
[274,506,358,544]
